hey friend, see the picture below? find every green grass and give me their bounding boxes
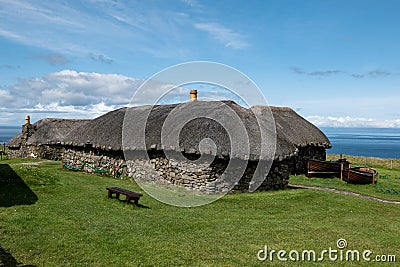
[1,159,400,266]
[0,145,7,160]
[290,154,400,202]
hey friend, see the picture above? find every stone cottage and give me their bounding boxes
[8,116,88,159]
[8,98,330,193]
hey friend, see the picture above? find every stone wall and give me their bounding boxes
[288,145,327,175]
[8,143,317,192]
[61,147,289,193]
[62,147,126,177]
[8,145,64,160]
[235,160,289,191]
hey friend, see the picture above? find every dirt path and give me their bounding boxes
[288,184,400,205]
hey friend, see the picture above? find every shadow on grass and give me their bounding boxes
[0,164,38,207]
[0,245,36,267]
[110,198,150,209]
[134,203,150,209]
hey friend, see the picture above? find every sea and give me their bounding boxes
[0,126,399,159]
[321,127,400,159]
[0,126,20,144]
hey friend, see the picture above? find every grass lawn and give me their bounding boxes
[1,158,400,266]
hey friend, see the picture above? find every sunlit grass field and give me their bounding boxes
[1,158,399,266]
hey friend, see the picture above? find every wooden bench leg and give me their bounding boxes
[108,190,113,198]
[116,193,120,200]
[124,196,139,205]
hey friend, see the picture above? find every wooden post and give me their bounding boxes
[340,163,343,180]
[0,143,3,160]
[390,160,393,170]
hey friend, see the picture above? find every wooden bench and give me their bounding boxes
[106,187,143,205]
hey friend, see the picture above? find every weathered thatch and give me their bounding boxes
[9,101,330,161]
[125,101,295,160]
[252,106,331,148]
[63,107,127,149]
[8,118,89,148]
[7,133,23,148]
[63,101,296,160]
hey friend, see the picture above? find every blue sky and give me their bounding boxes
[0,0,399,127]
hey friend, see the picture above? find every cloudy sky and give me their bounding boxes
[0,0,399,127]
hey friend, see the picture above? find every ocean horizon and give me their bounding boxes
[0,126,20,144]
[1,126,399,159]
[321,127,400,159]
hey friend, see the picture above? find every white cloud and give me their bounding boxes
[0,70,143,124]
[0,0,87,53]
[0,1,198,58]
[0,1,250,60]
[194,22,248,49]
[307,115,400,128]
[3,69,399,128]
[1,70,231,125]
[0,28,22,40]
[0,70,259,125]
[32,102,116,118]
[27,70,141,106]
[0,89,13,103]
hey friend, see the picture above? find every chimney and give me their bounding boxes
[22,115,34,141]
[25,115,31,125]
[190,89,197,102]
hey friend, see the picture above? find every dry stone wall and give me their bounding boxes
[8,145,64,160]
[8,143,291,193]
[61,147,289,193]
[62,148,126,177]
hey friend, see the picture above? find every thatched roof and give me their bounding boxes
[8,118,89,148]
[62,101,297,160]
[9,101,330,160]
[63,107,127,149]
[122,101,295,160]
[256,106,331,148]
[7,133,23,148]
